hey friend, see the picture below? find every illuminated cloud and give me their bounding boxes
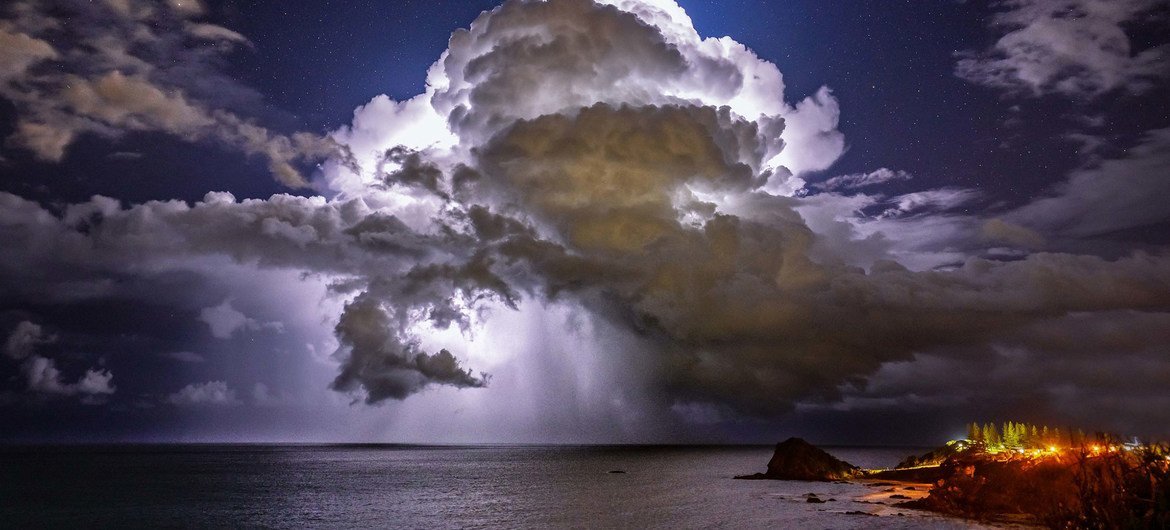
[0,0,332,186]
[0,26,57,83]
[322,0,844,195]
[882,188,981,218]
[1,0,1169,440]
[956,0,1170,98]
[814,168,913,192]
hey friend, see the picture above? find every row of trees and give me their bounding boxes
[966,421,1091,451]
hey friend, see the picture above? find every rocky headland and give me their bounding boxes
[738,436,1170,528]
[734,437,861,481]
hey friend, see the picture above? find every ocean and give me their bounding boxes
[0,445,997,528]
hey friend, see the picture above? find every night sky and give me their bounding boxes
[2,0,1169,444]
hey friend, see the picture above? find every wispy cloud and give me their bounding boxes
[956,0,1170,99]
[813,168,913,192]
[0,0,333,186]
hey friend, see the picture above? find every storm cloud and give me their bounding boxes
[2,0,1170,441]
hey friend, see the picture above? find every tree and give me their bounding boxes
[1003,421,1020,449]
[984,422,1000,447]
[968,422,982,443]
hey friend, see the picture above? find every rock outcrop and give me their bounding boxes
[735,437,861,481]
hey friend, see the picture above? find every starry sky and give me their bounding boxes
[2,0,1169,444]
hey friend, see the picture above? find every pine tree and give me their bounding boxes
[1003,421,1020,449]
[968,422,981,443]
[984,422,999,447]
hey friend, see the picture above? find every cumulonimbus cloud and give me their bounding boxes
[2,0,1170,431]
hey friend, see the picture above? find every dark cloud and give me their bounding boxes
[1008,127,1170,238]
[331,294,487,403]
[822,310,1170,440]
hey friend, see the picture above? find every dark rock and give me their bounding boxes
[607,470,626,474]
[807,496,826,503]
[890,494,911,500]
[844,510,878,517]
[735,438,861,481]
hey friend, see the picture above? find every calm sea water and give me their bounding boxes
[0,445,995,528]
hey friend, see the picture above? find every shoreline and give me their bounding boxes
[742,437,1169,527]
[854,478,1039,528]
